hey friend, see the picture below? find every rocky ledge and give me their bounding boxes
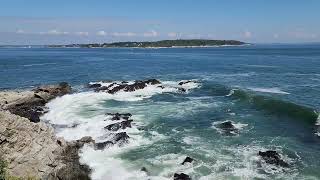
[0,83,92,179]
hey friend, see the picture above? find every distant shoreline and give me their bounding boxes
[46,39,247,48]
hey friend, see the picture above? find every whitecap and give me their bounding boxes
[247,87,290,95]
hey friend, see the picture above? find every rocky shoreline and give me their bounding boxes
[0,83,92,179]
[0,80,290,180]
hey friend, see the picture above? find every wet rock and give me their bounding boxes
[141,167,148,173]
[214,121,238,135]
[178,87,186,92]
[181,157,194,165]
[106,112,132,121]
[104,120,133,131]
[88,83,101,88]
[113,132,130,146]
[178,80,194,86]
[258,150,289,167]
[174,173,191,180]
[94,79,162,94]
[94,141,113,150]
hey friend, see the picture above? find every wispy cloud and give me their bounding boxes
[243,31,252,38]
[75,31,89,36]
[16,29,26,34]
[167,32,178,38]
[111,32,136,37]
[143,30,158,37]
[39,29,69,35]
[96,30,107,36]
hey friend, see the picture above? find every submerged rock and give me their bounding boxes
[258,150,289,167]
[181,157,194,165]
[174,173,191,180]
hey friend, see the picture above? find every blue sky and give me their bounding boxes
[0,0,319,44]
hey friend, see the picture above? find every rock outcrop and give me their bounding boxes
[181,157,194,165]
[2,82,71,123]
[89,79,161,94]
[0,110,92,179]
[258,150,289,167]
[174,173,191,180]
[214,121,239,135]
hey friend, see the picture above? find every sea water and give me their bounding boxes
[1,44,320,179]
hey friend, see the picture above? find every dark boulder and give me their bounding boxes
[141,167,148,173]
[258,150,289,167]
[94,141,113,150]
[113,132,130,146]
[214,121,238,135]
[95,79,162,94]
[181,157,194,165]
[178,80,193,86]
[174,173,191,180]
[178,88,186,92]
[88,83,101,88]
[104,120,133,131]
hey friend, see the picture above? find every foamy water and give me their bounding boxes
[247,87,290,95]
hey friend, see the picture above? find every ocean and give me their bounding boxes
[1,45,320,179]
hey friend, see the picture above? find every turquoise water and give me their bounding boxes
[1,45,320,179]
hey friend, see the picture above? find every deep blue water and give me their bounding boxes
[1,45,320,179]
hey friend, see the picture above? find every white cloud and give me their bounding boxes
[111,32,136,37]
[289,29,318,39]
[40,29,69,35]
[16,29,26,34]
[167,32,178,38]
[244,31,252,38]
[96,30,107,36]
[74,32,89,36]
[273,33,279,39]
[143,30,158,37]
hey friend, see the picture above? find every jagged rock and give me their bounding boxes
[106,112,132,121]
[0,110,91,179]
[174,173,191,180]
[93,79,161,94]
[214,121,238,135]
[178,80,194,86]
[258,150,289,167]
[88,83,101,88]
[178,88,186,92]
[3,83,71,123]
[94,141,113,150]
[94,132,130,150]
[104,120,133,131]
[113,132,130,146]
[181,157,194,165]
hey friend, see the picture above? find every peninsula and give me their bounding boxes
[48,39,246,48]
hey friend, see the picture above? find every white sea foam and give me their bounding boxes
[22,63,57,67]
[42,79,200,180]
[247,87,290,95]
